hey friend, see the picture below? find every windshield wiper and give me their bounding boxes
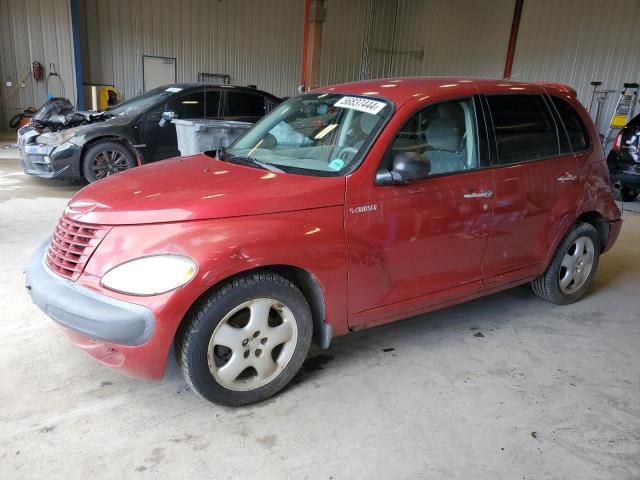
[223,153,284,173]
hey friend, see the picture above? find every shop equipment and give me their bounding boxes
[602,82,639,148]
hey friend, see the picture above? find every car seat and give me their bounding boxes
[351,113,378,150]
[425,114,465,174]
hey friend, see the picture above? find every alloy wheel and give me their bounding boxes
[207,298,298,391]
[91,149,131,179]
[558,236,595,294]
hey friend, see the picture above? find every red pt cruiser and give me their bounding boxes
[26,78,622,406]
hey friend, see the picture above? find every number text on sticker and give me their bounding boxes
[334,96,386,115]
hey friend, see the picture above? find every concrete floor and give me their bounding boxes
[1,142,639,480]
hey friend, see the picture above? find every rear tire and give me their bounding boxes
[175,272,313,406]
[531,222,600,305]
[82,141,136,183]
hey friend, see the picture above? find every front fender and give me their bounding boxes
[70,119,142,165]
[84,207,349,337]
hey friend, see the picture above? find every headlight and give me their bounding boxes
[35,131,76,146]
[100,255,197,296]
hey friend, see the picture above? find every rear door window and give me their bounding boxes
[486,94,560,164]
[204,90,221,118]
[227,92,266,117]
[549,96,590,152]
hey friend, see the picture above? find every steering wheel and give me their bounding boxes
[337,146,358,163]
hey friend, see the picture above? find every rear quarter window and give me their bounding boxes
[227,92,266,117]
[550,96,590,152]
[486,94,560,165]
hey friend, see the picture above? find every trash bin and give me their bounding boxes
[172,119,253,156]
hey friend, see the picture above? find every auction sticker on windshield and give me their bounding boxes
[334,96,386,115]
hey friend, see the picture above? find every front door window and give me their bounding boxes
[382,98,479,176]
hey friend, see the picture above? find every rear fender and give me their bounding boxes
[540,165,620,268]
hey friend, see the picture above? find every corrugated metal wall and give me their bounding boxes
[0,0,76,131]
[320,0,514,86]
[78,0,304,100]
[391,0,514,77]
[3,0,639,136]
[511,0,640,133]
[320,0,640,136]
[319,0,368,85]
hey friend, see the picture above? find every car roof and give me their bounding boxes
[314,77,575,108]
[165,83,279,98]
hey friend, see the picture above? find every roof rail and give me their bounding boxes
[538,82,577,98]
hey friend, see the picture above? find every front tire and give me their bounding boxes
[531,222,600,305]
[82,141,136,182]
[175,272,313,406]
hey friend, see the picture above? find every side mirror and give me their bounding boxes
[159,111,176,127]
[375,152,431,185]
[375,169,403,185]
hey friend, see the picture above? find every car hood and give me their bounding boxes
[64,154,346,225]
[69,114,132,136]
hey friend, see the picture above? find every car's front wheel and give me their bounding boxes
[531,222,601,305]
[82,141,136,182]
[175,272,313,406]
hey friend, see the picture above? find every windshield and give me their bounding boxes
[222,93,392,176]
[108,86,183,116]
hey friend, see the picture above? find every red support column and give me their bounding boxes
[503,0,524,80]
[300,0,311,89]
[301,0,326,91]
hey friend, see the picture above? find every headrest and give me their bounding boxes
[437,103,463,120]
[359,114,378,135]
[425,118,463,152]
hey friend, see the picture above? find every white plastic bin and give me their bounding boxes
[172,119,252,155]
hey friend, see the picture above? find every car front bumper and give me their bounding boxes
[26,240,155,345]
[25,241,168,379]
[19,141,83,179]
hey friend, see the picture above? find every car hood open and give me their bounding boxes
[64,154,346,225]
[32,97,75,123]
[24,97,116,136]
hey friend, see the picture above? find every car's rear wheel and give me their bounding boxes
[614,185,639,202]
[175,272,313,406]
[82,141,136,182]
[531,222,600,305]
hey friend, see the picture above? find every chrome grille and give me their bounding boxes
[46,217,109,280]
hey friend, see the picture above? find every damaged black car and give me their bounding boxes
[607,112,640,202]
[17,84,280,182]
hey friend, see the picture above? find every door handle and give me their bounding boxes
[557,173,577,183]
[464,190,493,199]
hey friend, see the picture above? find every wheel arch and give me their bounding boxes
[576,210,609,252]
[177,264,332,351]
[79,136,142,176]
[268,265,332,349]
[542,209,610,271]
